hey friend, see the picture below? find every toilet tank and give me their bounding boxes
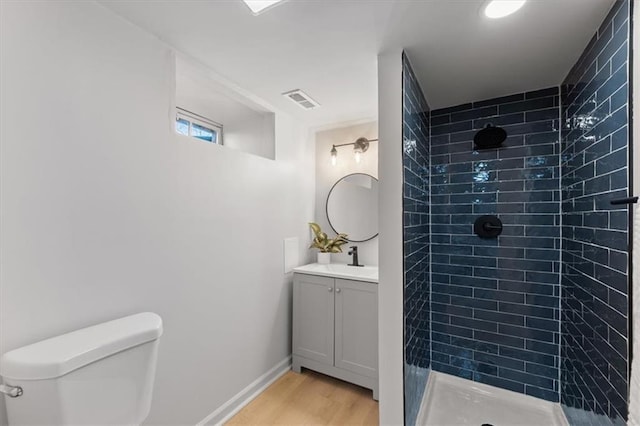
[0,312,163,426]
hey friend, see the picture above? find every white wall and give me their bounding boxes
[315,122,378,266]
[377,50,405,426]
[0,2,314,425]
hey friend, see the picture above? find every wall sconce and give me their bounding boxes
[330,137,378,166]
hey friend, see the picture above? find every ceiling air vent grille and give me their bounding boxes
[282,89,320,110]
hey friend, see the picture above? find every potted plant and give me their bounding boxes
[308,222,349,264]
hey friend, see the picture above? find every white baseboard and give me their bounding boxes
[197,356,292,426]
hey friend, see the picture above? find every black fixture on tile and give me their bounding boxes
[473,124,507,149]
[610,196,638,205]
[474,215,503,238]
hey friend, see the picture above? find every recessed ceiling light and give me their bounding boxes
[484,0,526,19]
[242,0,285,15]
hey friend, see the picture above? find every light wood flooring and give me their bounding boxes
[226,370,379,425]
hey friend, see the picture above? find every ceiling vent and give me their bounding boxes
[282,89,320,110]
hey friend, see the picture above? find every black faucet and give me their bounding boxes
[348,246,363,267]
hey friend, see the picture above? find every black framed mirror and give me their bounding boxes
[326,173,379,242]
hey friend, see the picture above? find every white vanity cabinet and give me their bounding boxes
[292,271,378,400]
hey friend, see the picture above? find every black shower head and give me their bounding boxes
[474,124,507,149]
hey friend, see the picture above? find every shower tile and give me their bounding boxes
[526,131,560,145]
[561,3,630,423]
[431,120,472,136]
[431,102,473,116]
[474,330,525,349]
[475,112,524,128]
[500,346,556,367]
[500,144,555,160]
[525,203,559,214]
[525,155,560,168]
[451,130,478,143]
[525,340,560,357]
[451,150,498,164]
[503,121,557,137]
[596,148,627,175]
[526,87,560,99]
[499,281,555,296]
[500,302,556,321]
[526,271,559,285]
[431,114,451,126]
[610,169,627,190]
[498,324,555,343]
[432,322,473,339]
[451,106,498,122]
[599,66,628,106]
[474,93,524,108]
[431,79,563,395]
[526,108,559,122]
[498,258,552,271]
[403,52,432,426]
[525,385,560,402]
[452,315,497,333]
[499,97,556,115]
[449,275,497,289]
[405,3,630,419]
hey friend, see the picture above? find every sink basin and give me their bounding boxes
[292,263,378,283]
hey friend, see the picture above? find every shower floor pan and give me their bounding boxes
[417,372,568,426]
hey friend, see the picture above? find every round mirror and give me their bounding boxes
[326,173,379,242]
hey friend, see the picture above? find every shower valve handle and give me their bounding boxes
[483,223,502,230]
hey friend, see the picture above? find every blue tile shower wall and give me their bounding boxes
[429,88,562,402]
[560,1,630,424]
[403,53,431,426]
[401,2,632,420]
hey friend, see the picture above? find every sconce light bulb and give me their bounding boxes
[354,151,361,163]
[330,145,338,166]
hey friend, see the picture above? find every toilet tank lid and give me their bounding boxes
[0,312,163,380]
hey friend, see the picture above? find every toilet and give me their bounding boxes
[0,312,163,425]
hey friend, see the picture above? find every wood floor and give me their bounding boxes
[226,370,379,425]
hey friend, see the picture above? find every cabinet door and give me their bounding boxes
[292,274,334,365]
[334,279,378,378]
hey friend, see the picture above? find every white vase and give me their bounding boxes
[317,252,330,264]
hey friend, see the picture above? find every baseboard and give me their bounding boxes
[197,356,292,426]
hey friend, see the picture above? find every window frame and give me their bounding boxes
[175,107,224,145]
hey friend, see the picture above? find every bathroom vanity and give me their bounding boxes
[292,263,378,400]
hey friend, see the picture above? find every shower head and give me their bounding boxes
[474,124,507,149]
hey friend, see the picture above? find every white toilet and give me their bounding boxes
[0,312,163,425]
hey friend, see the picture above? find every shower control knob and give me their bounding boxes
[474,215,503,239]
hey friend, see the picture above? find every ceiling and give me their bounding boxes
[99,0,616,128]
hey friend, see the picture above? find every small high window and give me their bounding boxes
[175,56,275,159]
[175,107,223,144]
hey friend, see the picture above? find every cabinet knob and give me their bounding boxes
[336,288,341,293]
[328,288,333,292]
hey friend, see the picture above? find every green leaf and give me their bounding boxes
[308,223,349,253]
[309,222,322,237]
